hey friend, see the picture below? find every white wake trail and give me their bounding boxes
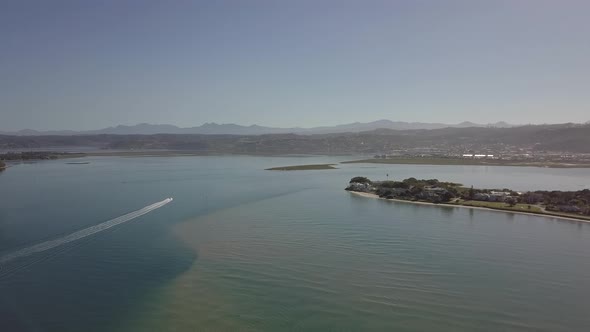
[0,198,173,265]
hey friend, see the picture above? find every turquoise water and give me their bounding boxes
[1,156,589,331]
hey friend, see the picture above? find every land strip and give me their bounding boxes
[266,164,337,171]
[341,157,590,168]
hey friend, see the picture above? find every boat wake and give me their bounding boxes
[0,198,173,267]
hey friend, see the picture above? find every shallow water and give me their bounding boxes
[1,156,589,331]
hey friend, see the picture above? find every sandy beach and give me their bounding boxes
[348,191,590,224]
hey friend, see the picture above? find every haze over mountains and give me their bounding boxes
[2,122,590,154]
[1,120,516,136]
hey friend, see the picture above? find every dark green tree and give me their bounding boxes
[349,177,371,184]
[403,177,419,186]
[440,191,455,202]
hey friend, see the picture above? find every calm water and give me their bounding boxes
[1,156,589,331]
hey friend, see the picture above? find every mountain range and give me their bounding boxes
[0,120,516,136]
[2,122,590,153]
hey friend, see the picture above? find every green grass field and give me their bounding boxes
[453,200,590,221]
[456,200,543,213]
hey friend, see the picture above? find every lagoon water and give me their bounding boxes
[1,156,590,331]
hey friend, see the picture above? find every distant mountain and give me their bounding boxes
[86,123,183,135]
[0,119,519,136]
[2,123,590,153]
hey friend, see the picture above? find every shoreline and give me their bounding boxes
[348,191,590,224]
[4,150,589,168]
[341,158,590,168]
[86,150,354,158]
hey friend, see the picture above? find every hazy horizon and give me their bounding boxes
[3,118,590,133]
[2,0,589,131]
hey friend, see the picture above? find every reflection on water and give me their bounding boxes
[439,205,456,218]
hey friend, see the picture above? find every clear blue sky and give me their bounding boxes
[1,0,589,131]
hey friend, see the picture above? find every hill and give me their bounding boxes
[1,123,589,154]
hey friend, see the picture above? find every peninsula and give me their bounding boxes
[346,176,590,222]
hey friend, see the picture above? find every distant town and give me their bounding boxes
[369,147,590,166]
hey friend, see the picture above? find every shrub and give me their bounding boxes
[379,181,408,188]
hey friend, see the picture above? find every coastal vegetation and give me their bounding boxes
[0,160,5,171]
[0,151,86,161]
[346,177,590,221]
[266,164,337,171]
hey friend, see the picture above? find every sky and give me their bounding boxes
[1,0,589,131]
